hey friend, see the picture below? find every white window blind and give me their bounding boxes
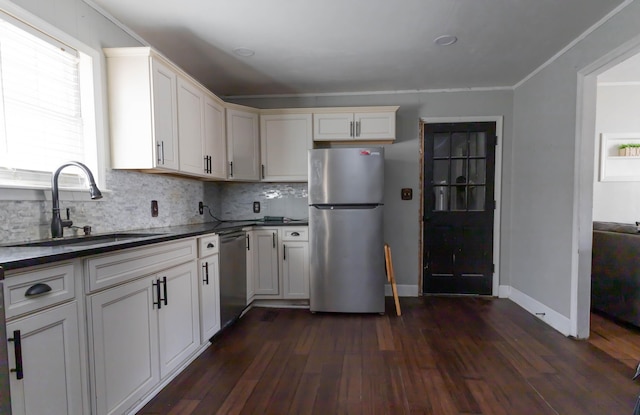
[0,13,94,189]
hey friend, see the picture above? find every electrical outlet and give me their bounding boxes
[401,188,413,200]
[253,201,260,213]
[198,201,204,215]
[151,200,159,217]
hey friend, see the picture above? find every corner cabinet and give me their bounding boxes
[260,113,312,181]
[226,105,260,181]
[313,107,399,142]
[247,227,309,300]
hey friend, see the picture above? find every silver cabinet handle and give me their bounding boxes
[356,121,361,137]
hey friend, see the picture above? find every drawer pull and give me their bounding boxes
[8,330,23,380]
[25,283,52,297]
[291,232,300,237]
[207,242,214,248]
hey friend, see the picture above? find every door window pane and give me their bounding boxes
[451,184,467,211]
[433,160,449,184]
[434,133,450,157]
[452,133,468,157]
[451,159,467,185]
[468,159,486,185]
[434,186,449,211]
[469,133,486,157]
[468,185,486,211]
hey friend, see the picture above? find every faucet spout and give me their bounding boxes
[51,161,103,238]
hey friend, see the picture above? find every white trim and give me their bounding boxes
[513,0,634,89]
[81,0,149,47]
[385,284,419,297]
[598,81,640,86]
[224,86,514,100]
[498,285,511,298]
[419,116,503,297]
[508,286,572,336]
[572,34,640,339]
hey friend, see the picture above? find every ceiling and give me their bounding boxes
[87,0,627,97]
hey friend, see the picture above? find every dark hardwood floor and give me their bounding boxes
[138,297,640,414]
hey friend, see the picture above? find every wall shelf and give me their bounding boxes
[599,133,640,182]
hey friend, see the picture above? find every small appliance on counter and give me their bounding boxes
[308,147,386,313]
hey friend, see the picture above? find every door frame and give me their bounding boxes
[419,116,503,296]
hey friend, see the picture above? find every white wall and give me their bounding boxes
[228,91,514,291]
[510,0,640,336]
[593,84,640,223]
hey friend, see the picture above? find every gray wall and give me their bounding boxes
[0,0,219,243]
[510,1,640,322]
[593,84,640,223]
[228,92,514,289]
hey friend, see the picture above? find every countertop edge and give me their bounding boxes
[0,221,308,272]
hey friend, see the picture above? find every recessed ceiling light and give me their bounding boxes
[233,47,255,57]
[434,35,458,46]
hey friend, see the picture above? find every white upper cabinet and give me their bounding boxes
[105,48,179,171]
[106,47,227,178]
[260,113,312,181]
[177,76,205,175]
[313,107,399,142]
[226,106,260,181]
[203,96,227,179]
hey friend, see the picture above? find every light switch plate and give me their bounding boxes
[151,200,159,217]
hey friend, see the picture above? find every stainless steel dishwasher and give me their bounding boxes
[218,230,248,331]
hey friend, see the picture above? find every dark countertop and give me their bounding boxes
[0,220,307,272]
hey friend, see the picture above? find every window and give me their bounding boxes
[0,11,99,191]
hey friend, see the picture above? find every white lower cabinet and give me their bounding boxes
[198,253,220,343]
[88,260,199,415]
[7,301,85,415]
[248,227,309,300]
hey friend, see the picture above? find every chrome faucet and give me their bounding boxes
[51,161,103,238]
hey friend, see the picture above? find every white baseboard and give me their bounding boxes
[508,286,572,336]
[498,285,511,298]
[385,284,419,297]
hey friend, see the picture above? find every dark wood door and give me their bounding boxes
[423,122,496,295]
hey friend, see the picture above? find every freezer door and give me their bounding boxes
[308,147,384,205]
[309,205,385,313]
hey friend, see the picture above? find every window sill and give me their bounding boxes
[0,185,110,202]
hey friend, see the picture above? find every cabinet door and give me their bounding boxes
[313,113,354,141]
[253,229,279,295]
[260,114,312,181]
[7,302,85,415]
[281,241,310,299]
[246,231,255,302]
[158,261,200,378]
[204,95,227,179]
[198,255,220,343]
[151,58,179,170]
[226,108,260,180]
[177,76,205,175]
[354,111,396,140]
[89,277,159,415]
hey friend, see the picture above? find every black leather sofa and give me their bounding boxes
[592,221,640,326]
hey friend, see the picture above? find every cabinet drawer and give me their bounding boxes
[85,238,196,293]
[281,227,308,241]
[198,233,219,257]
[4,262,76,319]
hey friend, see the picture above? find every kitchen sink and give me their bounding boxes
[5,233,165,248]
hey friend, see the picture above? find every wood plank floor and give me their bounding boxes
[138,297,640,414]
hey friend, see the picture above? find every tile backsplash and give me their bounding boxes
[218,182,308,221]
[0,169,219,243]
[0,172,309,243]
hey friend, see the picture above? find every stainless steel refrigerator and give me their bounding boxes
[308,147,385,313]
